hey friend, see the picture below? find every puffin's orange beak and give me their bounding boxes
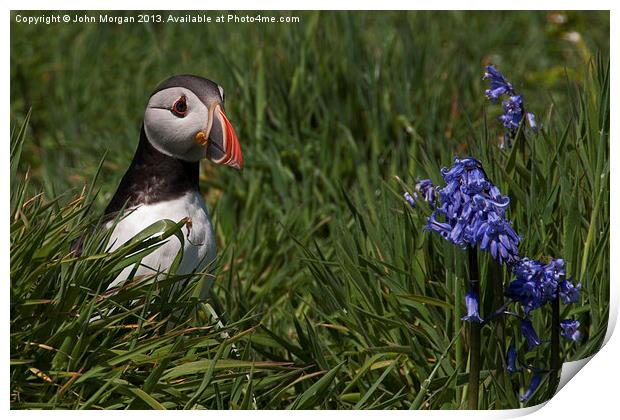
[203,105,243,170]
[217,109,243,170]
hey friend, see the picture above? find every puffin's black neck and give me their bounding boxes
[104,125,200,215]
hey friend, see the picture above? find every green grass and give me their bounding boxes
[10,11,609,409]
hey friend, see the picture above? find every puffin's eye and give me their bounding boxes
[171,96,188,117]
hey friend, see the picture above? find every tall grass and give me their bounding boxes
[10,11,609,409]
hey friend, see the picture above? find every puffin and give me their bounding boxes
[102,75,242,289]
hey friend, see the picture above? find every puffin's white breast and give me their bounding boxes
[106,191,216,289]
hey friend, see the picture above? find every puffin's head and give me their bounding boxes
[144,74,243,169]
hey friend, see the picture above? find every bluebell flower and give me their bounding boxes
[476,212,521,265]
[440,157,485,184]
[520,318,542,351]
[505,276,538,314]
[506,258,567,314]
[526,112,538,133]
[473,188,510,215]
[543,258,566,279]
[416,179,436,204]
[499,95,524,133]
[425,211,453,241]
[447,216,470,246]
[436,187,465,224]
[461,169,490,195]
[461,290,484,323]
[404,192,416,208]
[559,280,581,304]
[404,179,436,209]
[560,319,581,342]
[520,373,543,402]
[539,259,563,297]
[483,65,514,102]
[506,344,521,374]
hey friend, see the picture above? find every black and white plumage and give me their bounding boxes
[103,75,242,289]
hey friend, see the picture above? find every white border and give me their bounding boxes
[1,1,617,11]
[3,2,616,419]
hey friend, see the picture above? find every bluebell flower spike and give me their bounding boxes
[425,157,521,265]
[483,65,538,145]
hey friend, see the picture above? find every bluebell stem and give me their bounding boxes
[560,320,581,342]
[520,318,542,351]
[520,373,543,402]
[466,248,481,410]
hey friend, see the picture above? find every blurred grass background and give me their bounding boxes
[10,11,609,409]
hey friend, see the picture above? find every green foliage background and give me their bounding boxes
[10,11,609,409]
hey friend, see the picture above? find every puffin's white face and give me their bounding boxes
[144,88,209,162]
[143,82,243,168]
